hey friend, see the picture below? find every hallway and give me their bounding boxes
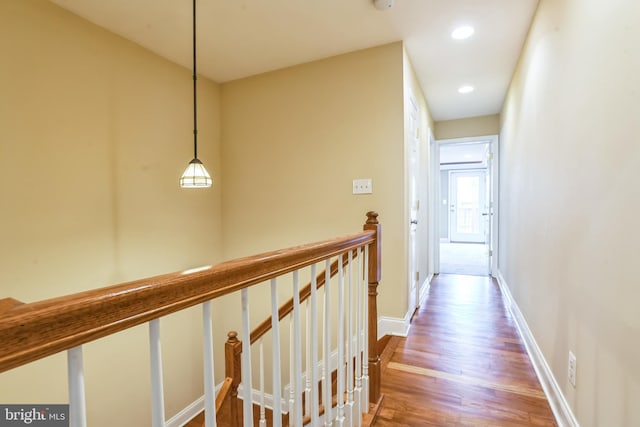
[439,243,490,276]
[375,274,556,426]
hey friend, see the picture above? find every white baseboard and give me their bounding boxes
[168,383,288,426]
[419,275,433,306]
[166,395,204,427]
[496,271,580,427]
[378,311,411,338]
[378,275,433,339]
[167,381,233,427]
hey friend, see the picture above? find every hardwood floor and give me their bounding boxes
[375,274,557,427]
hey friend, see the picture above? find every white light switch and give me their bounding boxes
[352,179,372,194]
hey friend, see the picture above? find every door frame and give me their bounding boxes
[429,129,440,275]
[407,91,420,314]
[432,135,500,277]
[427,128,437,280]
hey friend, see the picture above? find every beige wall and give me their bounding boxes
[221,42,408,321]
[0,1,222,425]
[434,114,499,140]
[499,0,640,425]
[213,42,433,395]
[1,1,430,421]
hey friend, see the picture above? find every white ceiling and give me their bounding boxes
[49,0,538,121]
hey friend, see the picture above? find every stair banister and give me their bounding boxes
[0,211,381,427]
[249,254,354,346]
[0,229,374,373]
[221,212,382,426]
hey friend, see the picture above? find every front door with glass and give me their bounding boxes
[449,170,486,243]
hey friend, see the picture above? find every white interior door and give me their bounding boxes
[407,94,419,313]
[449,170,486,243]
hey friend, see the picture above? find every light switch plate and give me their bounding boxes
[353,179,372,194]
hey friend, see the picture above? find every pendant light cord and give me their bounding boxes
[192,0,198,159]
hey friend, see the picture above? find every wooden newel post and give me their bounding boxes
[225,331,242,427]
[364,211,382,404]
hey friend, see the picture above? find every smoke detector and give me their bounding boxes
[373,0,394,11]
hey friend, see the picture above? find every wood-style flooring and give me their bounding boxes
[375,274,557,427]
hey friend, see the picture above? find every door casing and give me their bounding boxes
[432,135,499,277]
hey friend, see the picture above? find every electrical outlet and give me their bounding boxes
[352,179,372,194]
[568,351,577,387]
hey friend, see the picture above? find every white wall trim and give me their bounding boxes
[167,381,241,427]
[166,395,204,427]
[496,271,580,427]
[378,310,412,338]
[419,275,432,307]
[168,380,290,427]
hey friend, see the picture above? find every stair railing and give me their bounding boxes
[220,211,382,426]
[0,211,381,427]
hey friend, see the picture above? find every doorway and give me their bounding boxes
[434,136,498,277]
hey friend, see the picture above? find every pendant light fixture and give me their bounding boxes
[180,0,212,188]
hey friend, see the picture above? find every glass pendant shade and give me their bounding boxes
[180,0,212,189]
[180,158,212,188]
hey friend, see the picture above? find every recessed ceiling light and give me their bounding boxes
[458,85,474,94]
[451,26,475,40]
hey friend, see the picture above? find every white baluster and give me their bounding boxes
[241,288,254,427]
[271,278,283,427]
[259,338,266,427]
[310,264,320,425]
[149,319,165,427]
[335,255,345,427]
[203,301,217,427]
[354,249,363,424]
[345,251,354,425]
[292,271,303,426]
[362,245,370,411]
[67,346,87,427]
[323,259,333,426]
[305,295,311,418]
[289,313,295,427]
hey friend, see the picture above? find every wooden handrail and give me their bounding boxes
[215,377,234,412]
[0,229,375,374]
[249,249,356,345]
[0,298,23,315]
